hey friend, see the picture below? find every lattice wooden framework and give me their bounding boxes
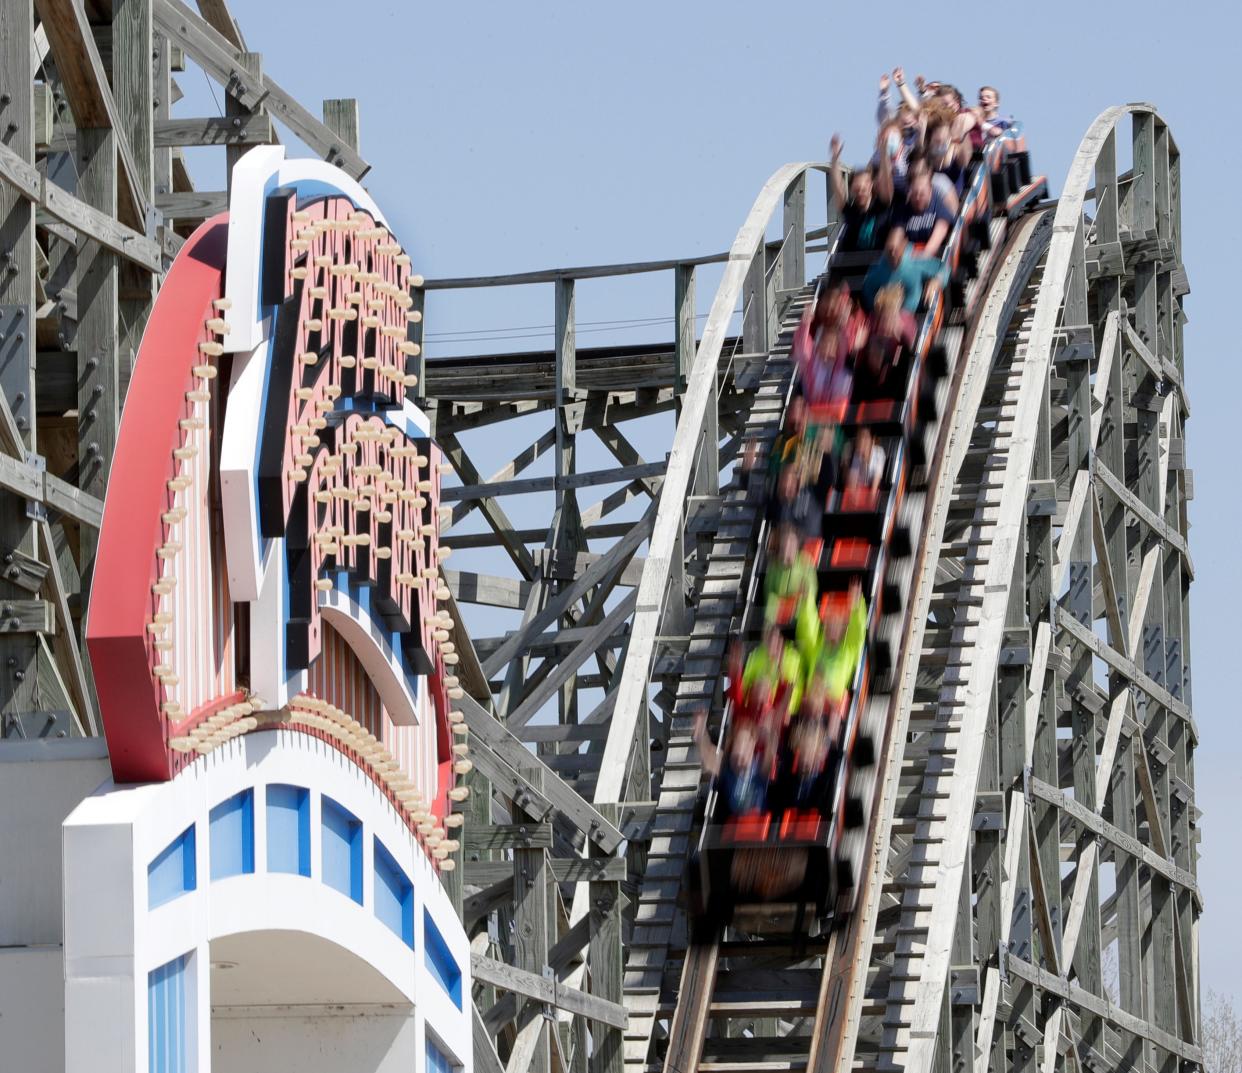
[0,5,1201,1070]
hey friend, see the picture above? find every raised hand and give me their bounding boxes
[879,72,890,93]
[830,133,843,160]
[892,66,905,86]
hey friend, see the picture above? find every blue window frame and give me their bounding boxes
[148,953,191,1073]
[321,796,363,904]
[425,1036,456,1073]
[148,825,196,909]
[373,838,414,947]
[424,908,463,1008]
[266,784,310,876]
[209,789,254,880]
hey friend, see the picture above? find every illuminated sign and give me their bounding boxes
[87,147,465,860]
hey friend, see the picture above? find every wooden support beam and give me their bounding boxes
[114,0,155,402]
[153,113,274,146]
[466,858,625,888]
[322,98,360,152]
[152,0,370,178]
[439,461,666,503]
[155,190,227,220]
[0,0,52,720]
[588,802,624,1073]
[504,591,635,729]
[34,0,151,232]
[511,765,551,1073]
[74,112,118,589]
[194,0,245,49]
[480,511,651,678]
[1055,608,1192,725]
[1004,955,1199,1063]
[458,693,626,854]
[0,450,103,528]
[1027,776,1196,895]
[464,823,554,852]
[441,432,540,580]
[0,142,163,272]
[471,955,629,1031]
[0,600,54,634]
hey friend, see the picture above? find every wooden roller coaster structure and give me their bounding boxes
[0,0,1199,1067]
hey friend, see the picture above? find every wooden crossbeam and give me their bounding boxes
[194,0,245,49]
[154,114,273,146]
[153,0,370,178]
[1094,459,1191,567]
[0,142,162,272]
[465,858,625,887]
[458,693,626,854]
[440,461,666,503]
[440,430,542,578]
[442,520,633,551]
[1055,607,1192,724]
[480,511,651,677]
[504,592,636,730]
[472,955,628,1029]
[1027,776,1197,894]
[1005,954,1200,1063]
[34,0,150,232]
[155,190,226,220]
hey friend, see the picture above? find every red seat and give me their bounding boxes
[840,486,880,514]
[779,810,824,841]
[807,399,848,426]
[831,537,873,570]
[724,813,771,843]
[819,591,852,621]
[854,400,898,424]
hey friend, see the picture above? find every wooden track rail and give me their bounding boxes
[0,8,1200,1067]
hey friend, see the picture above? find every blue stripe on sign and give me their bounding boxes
[424,908,463,1009]
[267,784,311,876]
[148,953,190,1073]
[209,789,255,880]
[148,825,196,909]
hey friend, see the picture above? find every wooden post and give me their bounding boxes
[322,97,359,156]
[75,111,119,606]
[782,171,806,292]
[114,0,155,402]
[152,33,171,197]
[554,278,577,511]
[997,533,1034,1072]
[514,766,551,1073]
[674,263,695,396]
[1066,219,1103,1061]
[1027,375,1061,960]
[0,0,40,718]
[589,803,623,1073]
[225,51,261,191]
[741,245,767,356]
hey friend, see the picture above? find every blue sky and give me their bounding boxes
[206,0,1241,1004]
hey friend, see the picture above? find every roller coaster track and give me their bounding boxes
[603,104,1200,1073]
[410,104,1198,1073]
